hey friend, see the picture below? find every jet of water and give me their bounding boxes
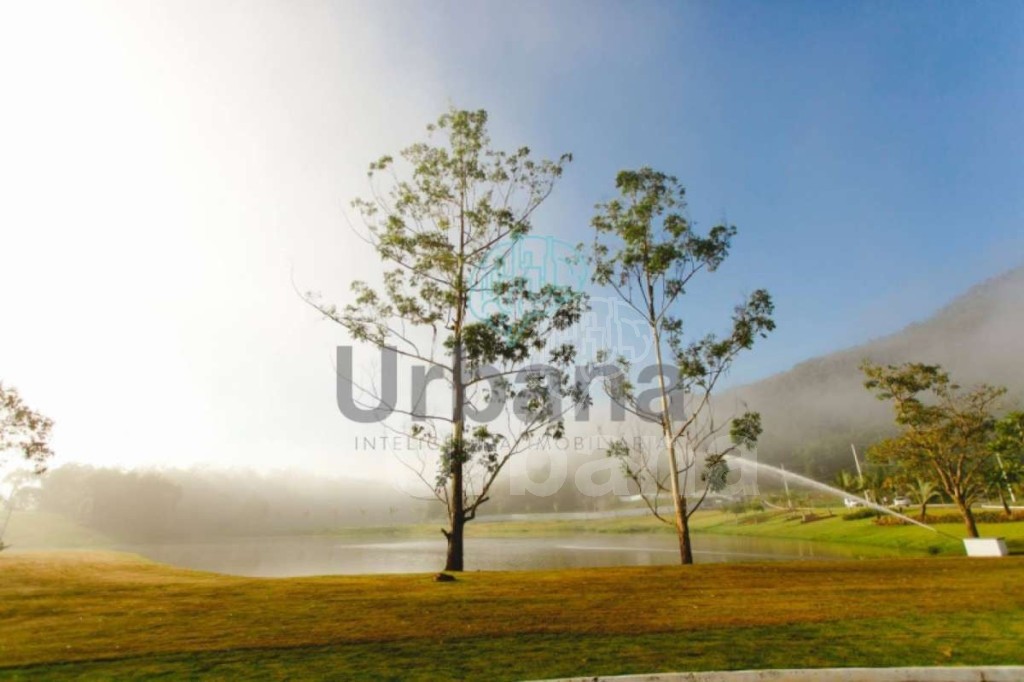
[725,456,961,540]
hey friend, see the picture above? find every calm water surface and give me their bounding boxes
[121,532,893,577]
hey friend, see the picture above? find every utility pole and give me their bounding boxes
[849,443,873,502]
[850,443,864,479]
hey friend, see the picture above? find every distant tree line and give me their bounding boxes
[15,458,630,543]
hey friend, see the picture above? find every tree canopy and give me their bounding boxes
[1,382,54,475]
[305,108,587,571]
[586,167,774,563]
[862,361,1006,537]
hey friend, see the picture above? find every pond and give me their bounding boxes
[120,532,895,577]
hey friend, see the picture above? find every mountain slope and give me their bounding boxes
[726,265,1024,478]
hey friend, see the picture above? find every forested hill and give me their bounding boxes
[725,265,1024,479]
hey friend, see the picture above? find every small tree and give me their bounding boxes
[909,477,939,521]
[860,466,891,505]
[862,362,1004,538]
[1,382,55,550]
[305,109,586,571]
[588,168,774,564]
[833,468,861,492]
[989,411,1023,514]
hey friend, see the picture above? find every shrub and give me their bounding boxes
[737,510,782,526]
[873,510,1024,526]
[843,508,881,521]
[727,499,765,516]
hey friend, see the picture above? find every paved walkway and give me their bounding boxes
[534,667,1024,682]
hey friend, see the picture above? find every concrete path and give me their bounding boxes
[533,667,1024,682]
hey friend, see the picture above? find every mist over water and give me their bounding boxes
[116,533,883,577]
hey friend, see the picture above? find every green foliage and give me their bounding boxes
[587,168,774,557]
[908,477,940,518]
[842,508,881,521]
[727,499,764,515]
[0,382,54,474]
[874,510,1024,525]
[990,411,1024,492]
[862,361,1007,536]
[832,469,862,494]
[304,108,586,567]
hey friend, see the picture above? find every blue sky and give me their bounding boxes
[1,0,1021,473]
[390,0,1024,384]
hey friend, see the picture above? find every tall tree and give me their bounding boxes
[862,362,1005,538]
[588,168,774,564]
[305,109,586,571]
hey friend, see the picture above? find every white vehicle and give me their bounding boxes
[843,498,863,508]
[891,496,912,508]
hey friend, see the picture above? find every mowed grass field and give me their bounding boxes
[466,508,1024,557]
[1,551,1023,680]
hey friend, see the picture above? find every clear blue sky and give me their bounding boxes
[2,0,1021,472]
[395,0,1024,385]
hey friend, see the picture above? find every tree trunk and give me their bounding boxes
[446,358,466,571]
[446,198,468,572]
[997,488,1012,516]
[956,496,979,538]
[444,514,465,571]
[651,323,692,566]
[676,496,693,564]
[919,502,928,522]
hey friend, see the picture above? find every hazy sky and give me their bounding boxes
[1,0,1021,477]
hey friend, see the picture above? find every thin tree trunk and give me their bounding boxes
[445,338,467,571]
[919,502,928,522]
[677,496,693,564]
[997,488,1012,516]
[653,330,690,565]
[444,513,464,571]
[445,397,466,571]
[956,496,979,538]
[445,188,468,573]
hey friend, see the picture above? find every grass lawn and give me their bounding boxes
[465,509,1024,557]
[689,508,1024,555]
[1,551,1022,680]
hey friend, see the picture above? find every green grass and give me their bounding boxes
[691,508,1024,555]
[466,508,1024,557]
[1,551,1022,679]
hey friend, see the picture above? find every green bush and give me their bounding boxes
[874,510,1024,526]
[842,508,881,521]
[727,499,765,515]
